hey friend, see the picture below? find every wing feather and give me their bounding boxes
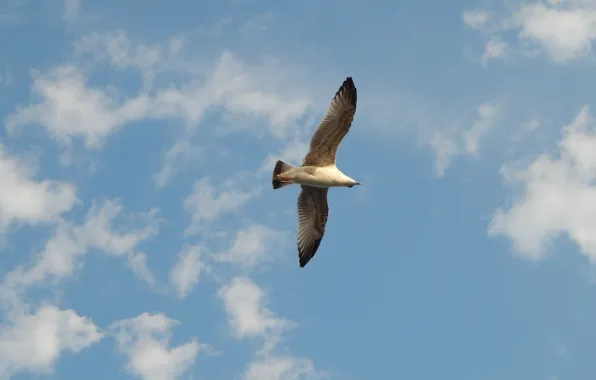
[297,186,329,267]
[303,77,357,166]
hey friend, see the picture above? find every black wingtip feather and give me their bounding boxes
[334,76,357,108]
[299,238,322,268]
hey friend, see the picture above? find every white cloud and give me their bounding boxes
[5,65,152,148]
[128,252,157,287]
[218,277,289,341]
[205,51,311,137]
[75,31,313,137]
[489,106,596,262]
[244,356,325,380]
[183,177,259,236]
[0,199,161,309]
[0,305,102,378]
[15,49,306,143]
[427,101,499,176]
[216,224,287,269]
[170,244,203,299]
[514,2,596,62]
[80,200,160,256]
[9,32,314,185]
[218,277,325,379]
[464,0,596,63]
[75,31,181,90]
[110,313,203,380]
[462,10,491,29]
[153,140,201,188]
[428,131,459,177]
[464,102,499,156]
[482,37,507,66]
[0,144,77,229]
[76,31,162,70]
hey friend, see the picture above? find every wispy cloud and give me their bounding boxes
[0,199,161,312]
[170,244,204,299]
[464,0,596,63]
[63,0,79,21]
[215,224,288,269]
[426,101,500,176]
[183,176,260,236]
[462,9,491,29]
[482,37,508,66]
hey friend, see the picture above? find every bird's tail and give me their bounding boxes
[272,160,296,189]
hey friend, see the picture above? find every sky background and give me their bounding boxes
[1,0,596,379]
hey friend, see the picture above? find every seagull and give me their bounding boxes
[271,76,360,268]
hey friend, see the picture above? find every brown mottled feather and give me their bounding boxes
[297,186,329,267]
[302,77,357,167]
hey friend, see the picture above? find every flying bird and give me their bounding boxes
[271,76,360,268]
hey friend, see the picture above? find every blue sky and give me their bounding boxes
[1,0,596,379]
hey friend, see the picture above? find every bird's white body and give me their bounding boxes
[284,165,357,188]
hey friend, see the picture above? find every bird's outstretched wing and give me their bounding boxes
[297,185,329,267]
[302,77,357,167]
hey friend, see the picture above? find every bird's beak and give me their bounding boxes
[355,182,361,185]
